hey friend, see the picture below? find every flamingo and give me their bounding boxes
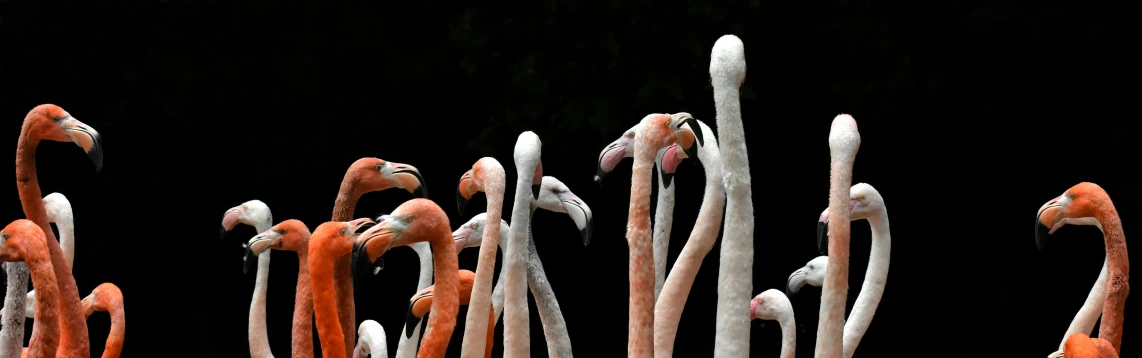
[1062,332,1118,358]
[708,35,755,355]
[244,219,316,358]
[454,157,505,358]
[330,158,428,358]
[25,192,79,318]
[393,242,434,358]
[352,198,460,358]
[812,114,861,358]
[497,132,543,357]
[649,116,724,358]
[400,270,494,358]
[352,320,388,358]
[80,283,125,358]
[15,104,101,357]
[595,124,677,299]
[4,192,75,357]
[750,289,796,358]
[1036,182,1130,353]
[1043,215,1107,358]
[624,113,704,357]
[790,182,889,358]
[308,217,376,358]
[0,220,62,358]
[220,200,274,358]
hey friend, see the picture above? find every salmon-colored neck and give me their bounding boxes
[332,191,360,222]
[25,256,60,358]
[309,253,345,358]
[102,303,125,358]
[418,234,460,358]
[293,248,315,358]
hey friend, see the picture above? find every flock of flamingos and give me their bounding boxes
[0,34,1129,358]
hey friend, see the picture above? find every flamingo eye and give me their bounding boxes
[375,163,384,172]
[341,228,349,236]
[470,223,477,229]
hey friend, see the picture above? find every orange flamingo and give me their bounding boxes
[5,192,75,358]
[454,157,505,357]
[813,114,861,358]
[80,283,125,358]
[1062,333,1118,358]
[16,104,101,357]
[353,199,459,358]
[0,220,61,358]
[330,158,427,357]
[1037,182,1130,354]
[625,113,703,357]
[309,218,376,358]
[246,219,315,358]
[401,270,495,358]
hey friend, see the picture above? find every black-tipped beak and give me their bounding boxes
[351,238,385,293]
[220,226,228,240]
[1036,217,1052,250]
[87,133,103,172]
[456,188,470,217]
[243,242,254,274]
[677,116,705,147]
[660,166,675,189]
[594,169,606,187]
[816,221,829,255]
[532,184,541,201]
[581,216,593,247]
[404,301,421,339]
[395,168,429,199]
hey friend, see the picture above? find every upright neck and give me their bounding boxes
[501,160,535,357]
[777,312,797,358]
[627,147,656,357]
[1059,257,1108,351]
[0,263,29,358]
[59,222,75,269]
[420,238,460,357]
[410,242,434,292]
[815,158,854,358]
[248,251,272,358]
[842,210,889,358]
[652,168,675,301]
[332,191,359,222]
[331,184,360,358]
[25,256,60,358]
[101,303,125,358]
[1095,207,1129,352]
[293,248,314,358]
[309,254,345,358]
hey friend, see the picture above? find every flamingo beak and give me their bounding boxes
[657,144,685,189]
[81,293,97,318]
[453,225,474,253]
[595,135,633,186]
[557,191,594,246]
[391,163,429,199]
[1036,197,1066,249]
[749,297,759,320]
[456,170,474,216]
[220,206,244,240]
[532,161,543,201]
[61,117,103,172]
[786,268,808,298]
[352,221,392,292]
[674,117,704,159]
[243,232,278,274]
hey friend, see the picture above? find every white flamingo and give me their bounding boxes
[751,289,796,358]
[352,320,388,358]
[220,200,274,358]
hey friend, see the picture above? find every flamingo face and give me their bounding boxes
[351,213,414,290]
[815,183,883,255]
[596,112,703,187]
[1035,182,1107,250]
[347,158,429,199]
[81,282,121,318]
[456,168,476,216]
[750,289,791,321]
[27,105,103,171]
[533,176,594,246]
[0,220,46,263]
[786,256,828,297]
[220,200,272,239]
[451,213,510,254]
[243,219,311,273]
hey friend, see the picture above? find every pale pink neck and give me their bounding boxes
[814,158,854,358]
[460,170,505,358]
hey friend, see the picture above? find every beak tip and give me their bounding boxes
[1036,219,1052,250]
[580,228,591,247]
[532,184,541,201]
[816,221,829,255]
[456,188,468,216]
[220,226,228,240]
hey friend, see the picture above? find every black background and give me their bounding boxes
[1,1,1140,357]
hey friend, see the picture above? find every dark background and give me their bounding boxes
[1,0,1140,357]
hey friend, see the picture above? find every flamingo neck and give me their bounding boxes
[310,253,345,358]
[523,220,573,357]
[332,192,359,222]
[502,160,535,357]
[17,125,90,356]
[0,263,29,358]
[1095,209,1128,352]
[418,239,460,358]
[25,256,61,358]
[1059,258,1108,352]
[399,242,432,358]
[815,158,855,358]
[59,221,75,269]
[459,174,501,358]
[331,187,360,358]
[652,167,675,301]
[627,144,656,357]
[101,302,125,358]
[293,248,314,358]
[841,210,889,358]
[249,221,274,358]
[777,310,797,358]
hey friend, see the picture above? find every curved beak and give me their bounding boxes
[786,268,809,298]
[453,225,475,253]
[220,206,244,240]
[558,191,594,246]
[81,293,96,318]
[391,162,429,199]
[532,160,543,201]
[749,297,759,320]
[456,170,474,216]
[657,144,684,189]
[673,116,704,159]
[62,117,103,172]
[352,220,392,292]
[243,231,278,274]
[404,291,433,339]
[1036,196,1066,249]
[595,135,633,186]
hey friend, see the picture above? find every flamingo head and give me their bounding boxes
[43,192,74,228]
[456,157,504,216]
[816,183,884,254]
[24,104,103,171]
[81,282,122,318]
[0,220,47,263]
[220,200,272,240]
[596,113,703,187]
[750,289,792,322]
[354,319,386,358]
[533,176,594,246]
[344,157,429,199]
[1061,332,1100,358]
[786,255,828,298]
[595,125,638,186]
[243,219,311,274]
[311,218,376,265]
[353,199,450,292]
[452,213,510,254]
[1035,182,1110,250]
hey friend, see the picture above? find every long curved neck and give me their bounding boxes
[524,219,573,357]
[815,157,855,358]
[1059,258,1108,351]
[712,72,754,356]
[293,248,314,358]
[628,144,656,357]
[250,222,274,358]
[25,256,61,358]
[777,310,797,358]
[17,125,89,356]
[331,185,360,358]
[397,242,433,358]
[653,146,725,358]
[0,263,29,358]
[101,302,125,358]
[503,161,535,357]
[460,173,504,358]
[1095,209,1128,352]
[60,221,75,269]
[418,239,460,358]
[310,252,345,358]
[841,210,889,358]
[652,168,675,301]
